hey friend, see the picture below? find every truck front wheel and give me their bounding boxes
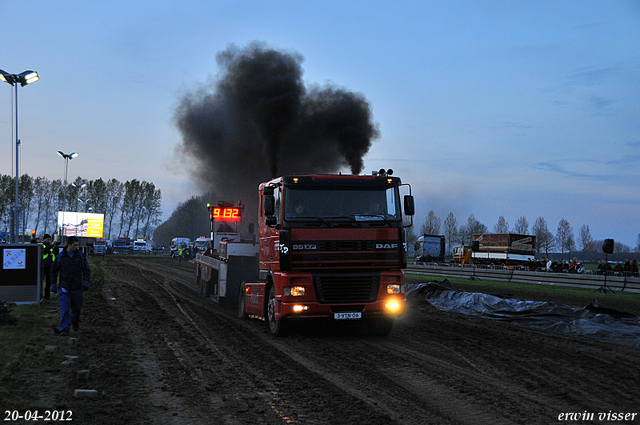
[267,286,289,337]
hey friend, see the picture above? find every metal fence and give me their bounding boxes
[406,263,640,294]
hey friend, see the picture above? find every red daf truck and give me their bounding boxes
[195,171,415,336]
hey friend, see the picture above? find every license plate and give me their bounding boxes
[334,312,362,320]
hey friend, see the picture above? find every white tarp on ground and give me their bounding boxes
[407,281,640,347]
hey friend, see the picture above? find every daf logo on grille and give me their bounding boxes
[376,243,398,249]
[293,244,317,250]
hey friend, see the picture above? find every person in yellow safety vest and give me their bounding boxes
[41,234,56,299]
[178,246,184,264]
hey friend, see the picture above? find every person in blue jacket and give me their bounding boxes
[50,236,91,335]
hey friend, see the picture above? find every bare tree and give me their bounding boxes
[120,179,144,238]
[19,175,35,237]
[0,174,13,232]
[443,212,458,254]
[578,224,595,252]
[493,216,509,233]
[513,215,529,234]
[139,182,162,238]
[406,225,418,256]
[87,178,109,217]
[636,233,640,253]
[31,177,50,235]
[47,180,63,235]
[175,195,210,241]
[614,241,632,253]
[420,210,441,235]
[459,214,487,245]
[104,179,124,239]
[532,217,554,254]
[555,218,575,259]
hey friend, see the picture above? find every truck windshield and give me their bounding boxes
[284,186,401,221]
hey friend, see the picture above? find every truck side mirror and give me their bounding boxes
[264,195,275,216]
[248,223,255,234]
[404,195,415,216]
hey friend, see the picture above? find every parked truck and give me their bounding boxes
[112,237,132,254]
[93,238,108,255]
[133,239,153,254]
[414,234,445,263]
[195,171,415,336]
[453,233,536,266]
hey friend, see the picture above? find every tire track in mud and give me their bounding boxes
[117,258,457,423]
[104,259,301,424]
[112,258,508,424]
[106,258,399,424]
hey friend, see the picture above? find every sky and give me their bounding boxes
[1,1,639,248]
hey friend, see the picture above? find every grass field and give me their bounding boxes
[0,299,63,409]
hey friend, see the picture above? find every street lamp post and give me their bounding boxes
[1,69,39,243]
[57,151,78,238]
[71,182,86,213]
[78,198,91,212]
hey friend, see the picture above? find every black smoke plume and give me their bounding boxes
[174,42,379,221]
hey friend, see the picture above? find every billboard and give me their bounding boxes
[57,212,105,238]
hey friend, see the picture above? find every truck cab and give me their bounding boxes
[241,172,415,336]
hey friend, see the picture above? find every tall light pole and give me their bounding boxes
[78,197,91,212]
[57,151,78,238]
[1,69,39,243]
[71,182,86,213]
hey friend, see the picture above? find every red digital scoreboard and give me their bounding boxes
[212,207,241,221]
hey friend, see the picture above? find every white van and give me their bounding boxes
[170,237,190,257]
[133,240,153,254]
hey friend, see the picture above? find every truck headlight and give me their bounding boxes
[385,301,401,311]
[284,286,306,296]
[386,284,403,294]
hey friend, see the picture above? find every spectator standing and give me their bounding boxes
[546,257,553,272]
[50,236,90,335]
[41,234,56,299]
[568,258,577,273]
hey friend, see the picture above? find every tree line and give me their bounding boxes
[414,211,640,255]
[0,174,162,241]
[152,193,229,249]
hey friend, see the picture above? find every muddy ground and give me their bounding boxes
[10,256,640,424]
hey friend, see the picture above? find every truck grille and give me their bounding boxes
[291,239,400,269]
[313,273,380,303]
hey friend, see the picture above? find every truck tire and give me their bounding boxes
[237,281,248,320]
[366,317,394,336]
[267,285,289,337]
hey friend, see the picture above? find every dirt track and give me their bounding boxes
[90,256,640,424]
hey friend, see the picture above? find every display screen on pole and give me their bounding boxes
[57,212,105,238]
[211,207,241,221]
